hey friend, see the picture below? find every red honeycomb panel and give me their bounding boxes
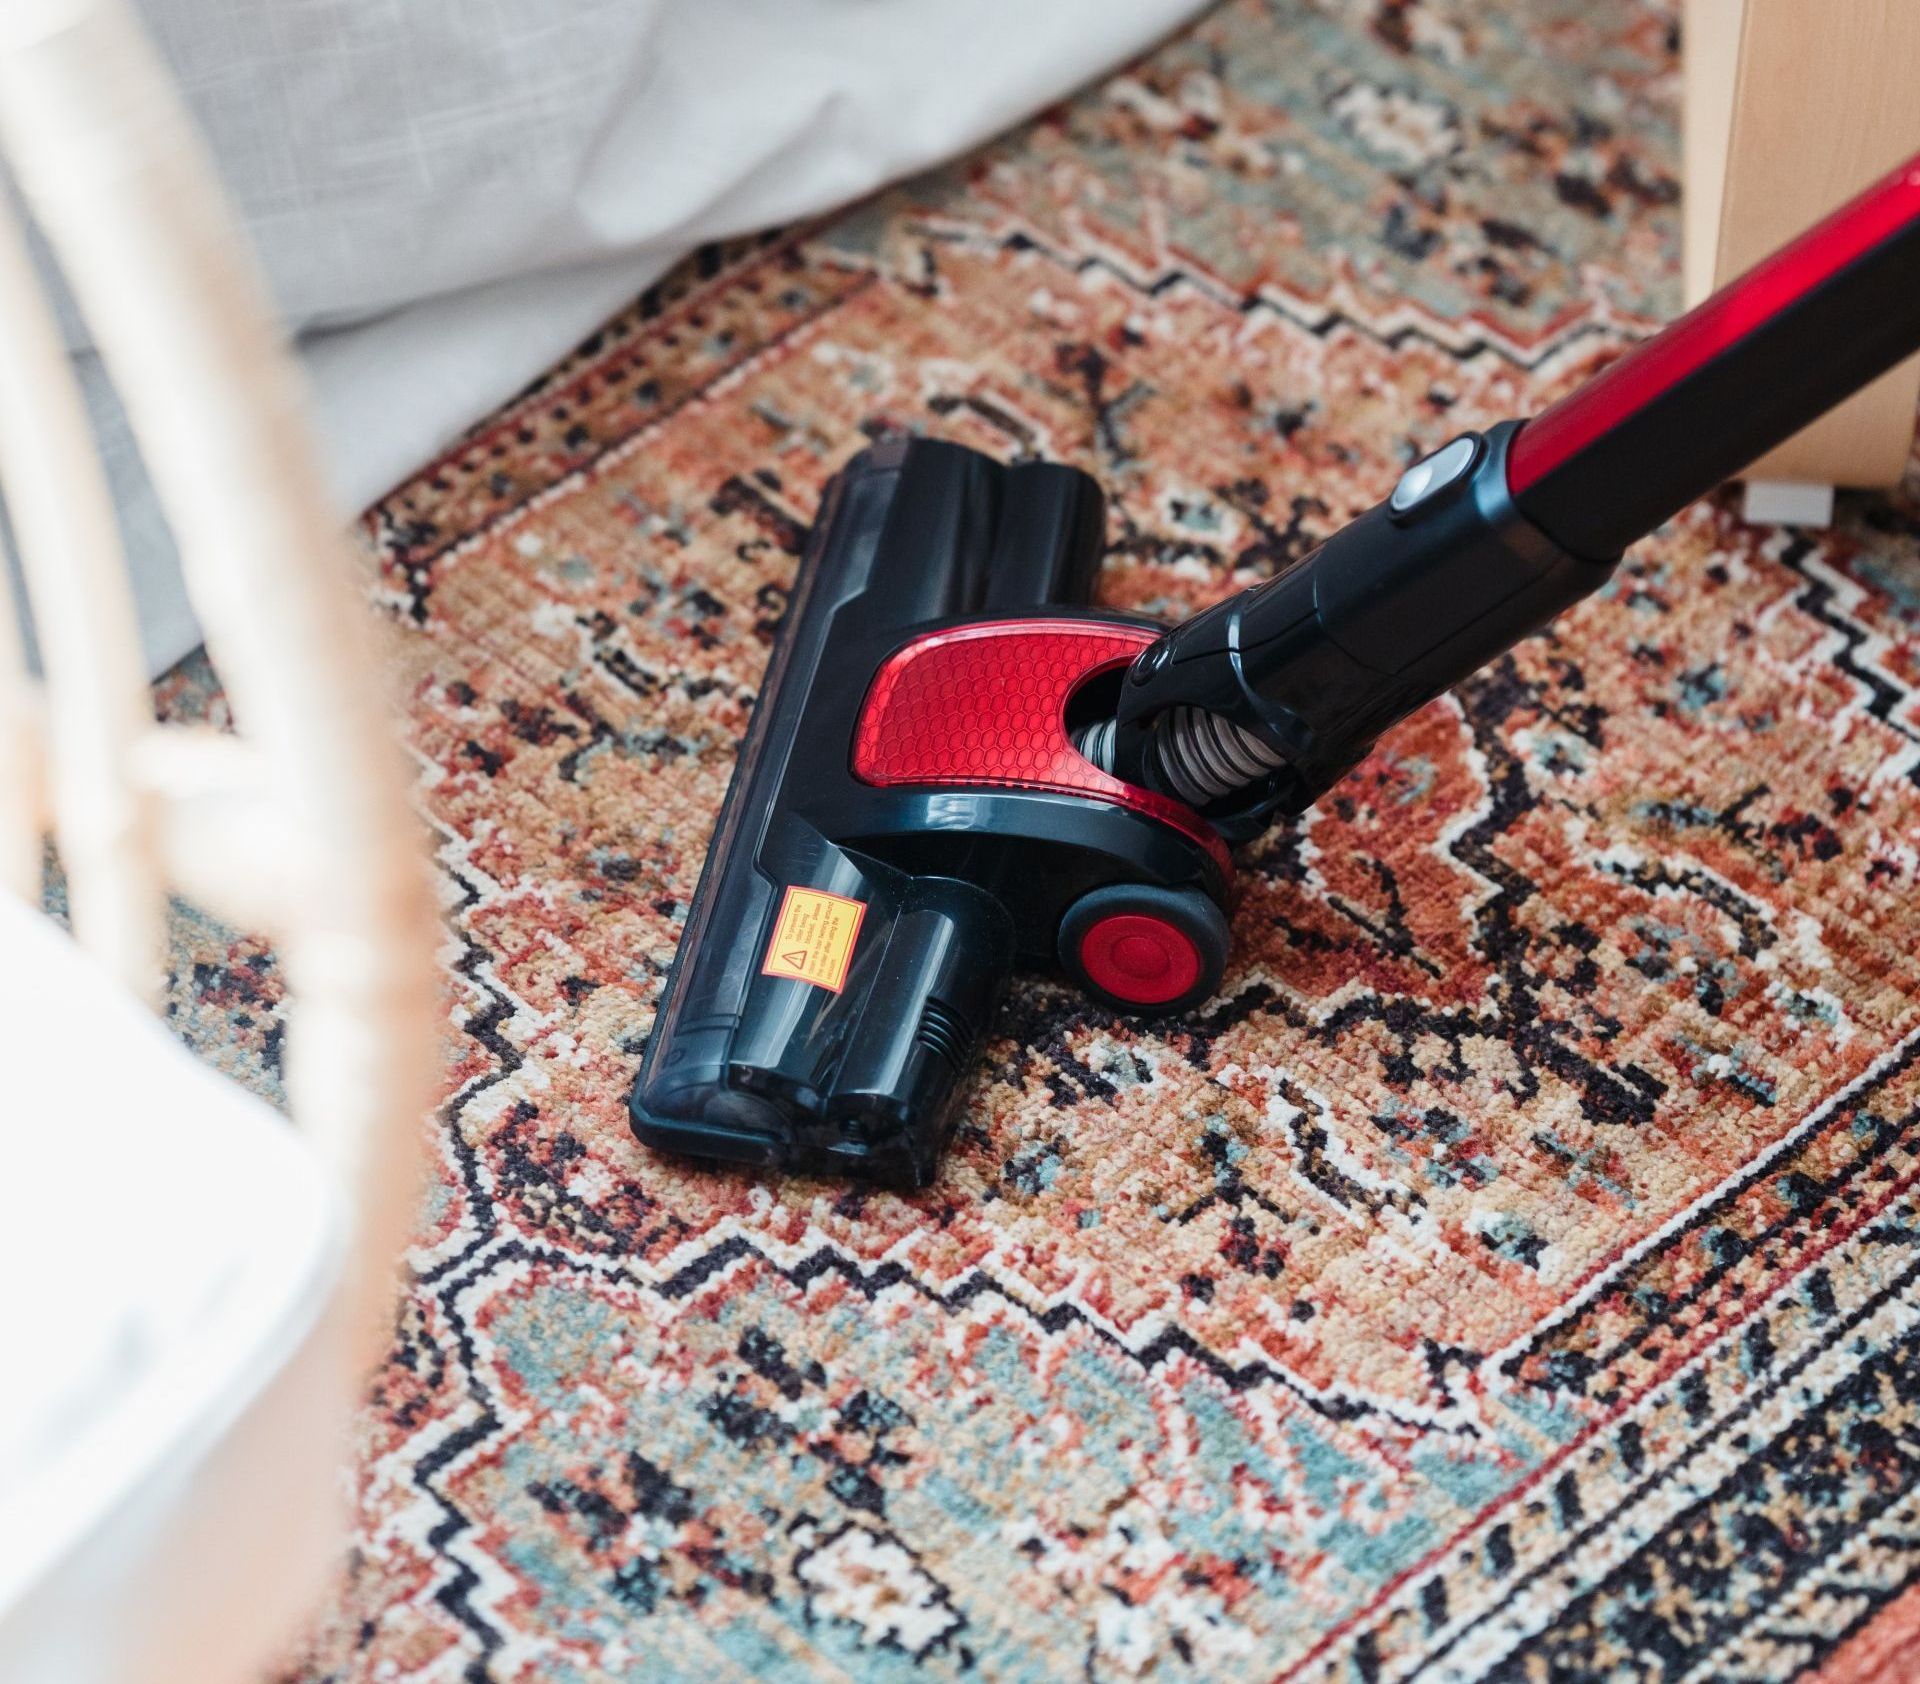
[851,618,1230,879]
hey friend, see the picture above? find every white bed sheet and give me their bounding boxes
[72,0,1208,675]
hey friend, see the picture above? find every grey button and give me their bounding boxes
[1389,434,1478,515]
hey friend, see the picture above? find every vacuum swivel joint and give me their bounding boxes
[1087,423,1615,833]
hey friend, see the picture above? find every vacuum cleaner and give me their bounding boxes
[631,150,1920,1187]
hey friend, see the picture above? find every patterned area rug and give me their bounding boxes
[153,1,1920,1678]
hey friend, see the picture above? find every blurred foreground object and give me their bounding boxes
[1684,0,1920,521]
[0,1,438,1679]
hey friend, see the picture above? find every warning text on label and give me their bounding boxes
[759,886,867,994]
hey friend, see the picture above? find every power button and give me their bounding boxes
[1389,434,1479,517]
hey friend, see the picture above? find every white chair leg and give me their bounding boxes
[0,0,440,1357]
[0,187,163,997]
[0,584,45,904]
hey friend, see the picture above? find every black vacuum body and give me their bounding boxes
[630,439,1233,1186]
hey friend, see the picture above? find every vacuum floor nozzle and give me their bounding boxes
[629,438,1231,1186]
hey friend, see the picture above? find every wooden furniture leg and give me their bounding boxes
[1684,0,1920,524]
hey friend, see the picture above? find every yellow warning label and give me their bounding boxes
[760,886,867,993]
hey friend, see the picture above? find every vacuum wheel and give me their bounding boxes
[1058,883,1229,1016]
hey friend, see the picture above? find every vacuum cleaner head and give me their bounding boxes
[629,438,1231,1186]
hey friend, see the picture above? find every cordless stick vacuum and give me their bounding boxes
[631,152,1920,1187]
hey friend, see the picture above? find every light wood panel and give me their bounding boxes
[1684,0,1920,488]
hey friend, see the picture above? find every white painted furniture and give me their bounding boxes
[0,1,437,1678]
[0,902,352,1684]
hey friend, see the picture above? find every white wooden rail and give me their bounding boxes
[0,0,438,1360]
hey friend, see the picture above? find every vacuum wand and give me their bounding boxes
[1089,152,1920,832]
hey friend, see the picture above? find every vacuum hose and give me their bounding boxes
[1074,708,1284,807]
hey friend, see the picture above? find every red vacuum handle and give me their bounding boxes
[1508,151,1920,558]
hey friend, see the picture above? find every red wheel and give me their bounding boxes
[1058,883,1228,1015]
